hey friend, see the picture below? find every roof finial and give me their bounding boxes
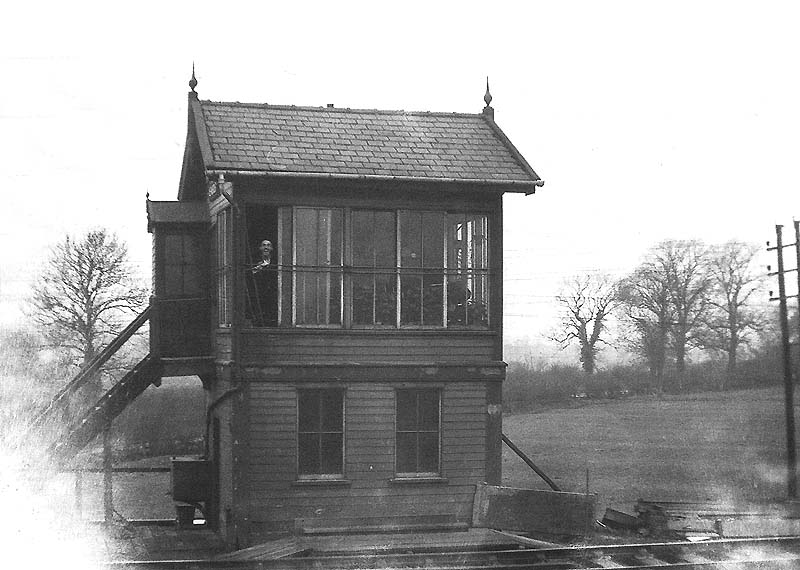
[189,63,198,93]
[482,77,494,120]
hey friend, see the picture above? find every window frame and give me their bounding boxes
[350,209,399,328]
[290,207,344,328]
[242,205,490,330]
[296,387,346,481]
[214,209,232,327]
[394,388,442,478]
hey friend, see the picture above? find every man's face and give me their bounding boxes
[260,240,273,258]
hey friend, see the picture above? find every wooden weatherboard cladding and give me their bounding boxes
[239,330,498,365]
[245,381,488,534]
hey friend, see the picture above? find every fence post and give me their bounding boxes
[103,427,113,523]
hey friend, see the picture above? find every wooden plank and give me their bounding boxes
[215,537,307,561]
[472,483,596,537]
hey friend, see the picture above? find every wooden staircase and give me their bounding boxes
[32,297,213,460]
[29,306,161,460]
[51,354,162,457]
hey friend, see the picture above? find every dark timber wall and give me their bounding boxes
[240,330,497,364]
[243,376,494,536]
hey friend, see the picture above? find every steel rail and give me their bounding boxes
[98,536,800,570]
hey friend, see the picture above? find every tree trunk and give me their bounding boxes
[581,342,595,375]
[723,334,738,391]
[674,329,686,392]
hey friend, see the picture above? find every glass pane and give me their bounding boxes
[320,433,343,474]
[396,391,416,431]
[422,272,443,325]
[418,433,439,473]
[448,214,465,270]
[298,391,319,432]
[280,267,293,326]
[328,269,342,325]
[418,390,440,430]
[296,209,320,266]
[374,274,396,325]
[400,274,422,325]
[468,272,488,327]
[279,207,293,325]
[352,211,374,267]
[329,210,343,266]
[320,390,343,431]
[396,433,416,473]
[470,214,488,270]
[374,211,395,266]
[422,212,444,267]
[352,274,374,325]
[279,207,293,265]
[447,275,469,326]
[298,433,320,475]
[400,211,422,269]
[448,213,488,271]
[296,271,313,324]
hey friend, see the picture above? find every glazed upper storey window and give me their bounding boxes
[243,205,489,329]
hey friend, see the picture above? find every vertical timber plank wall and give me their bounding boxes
[212,365,236,540]
[230,182,254,548]
[245,379,487,536]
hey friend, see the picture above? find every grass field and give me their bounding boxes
[502,385,795,515]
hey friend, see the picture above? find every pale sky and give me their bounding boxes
[2,1,798,347]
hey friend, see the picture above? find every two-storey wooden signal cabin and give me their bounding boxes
[146,79,542,548]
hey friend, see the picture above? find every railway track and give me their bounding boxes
[105,536,800,569]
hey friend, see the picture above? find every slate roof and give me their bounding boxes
[191,98,542,190]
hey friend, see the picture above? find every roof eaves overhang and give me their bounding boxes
[480,113,543,194]
[204,168,544,194]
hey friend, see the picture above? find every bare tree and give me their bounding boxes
[621,240,715,391]
[618,262,673,392]
[28,229,148,399]
[551,274,618,375]
[706,241,765,389]
[663,240,713,390]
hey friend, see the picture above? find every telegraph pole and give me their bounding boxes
[768,224,797,498]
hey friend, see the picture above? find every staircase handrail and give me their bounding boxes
[52,354,159,458]
[30,305,151,428]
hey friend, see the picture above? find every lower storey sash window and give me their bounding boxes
[396,389,441,476]
[297,389,344,478]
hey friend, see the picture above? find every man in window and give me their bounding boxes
[246,239,278,327]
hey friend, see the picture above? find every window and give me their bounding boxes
[297,389,344,478]
[396,389,440,476]
[447,213,489,327]
[400,211,445,326]
[164,233,203,297]
[214,210,231,326]
[242,206,488,329]
[352,210,396,326]
[294,208,343,326]
[244,205,278,327]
